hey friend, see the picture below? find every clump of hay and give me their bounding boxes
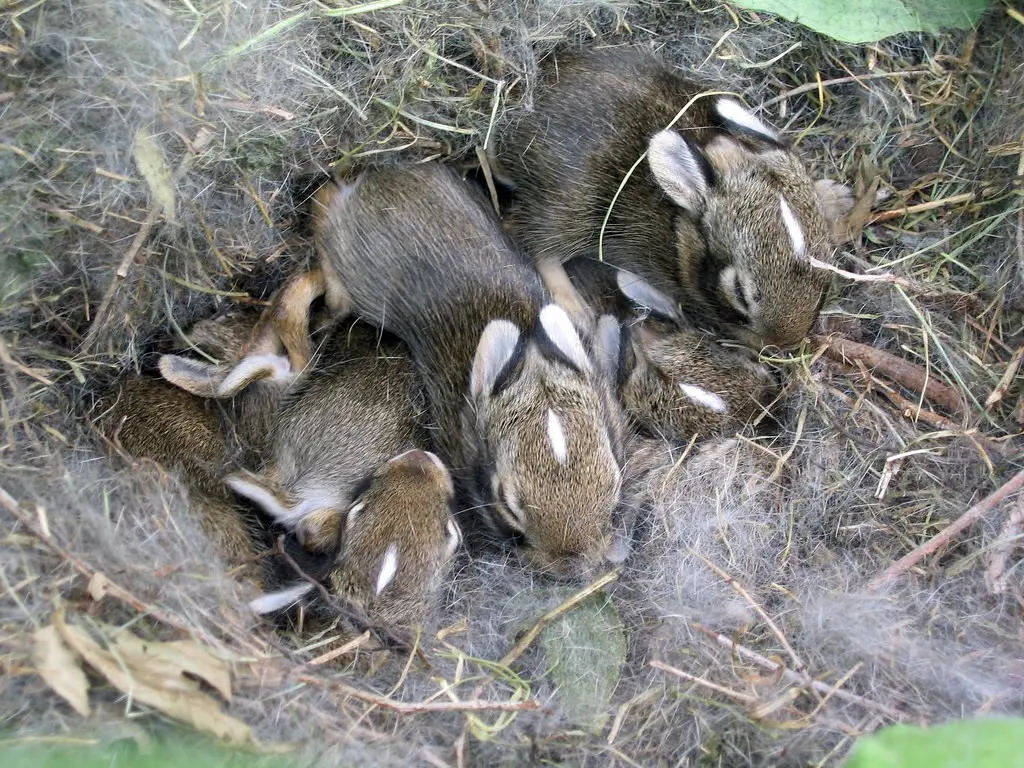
[2,0,1022,764]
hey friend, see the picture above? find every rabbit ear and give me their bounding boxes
[615,270,681,323]
[537,304,592,373]
[214,353,293,397]
[647,130,714,214]
[712,98,781,146]
[536,256,596,335]
[248,267,330,372]
[159,351,292,399]
[594,314,626,383]
[158,354,226,398]
[471,319,523,398]
[249,582,314,615]
[224,470,295,523]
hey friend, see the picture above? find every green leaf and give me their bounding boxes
[132,126,176,223]
[843,717,1024,768]
[0,737,295,768]
[539,592,626,730]
[732,0,994,43]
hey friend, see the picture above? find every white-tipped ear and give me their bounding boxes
[713,98,779,144]
[224,471,294,524]
[249,583,314,615]
[158,354,225,398]
[215,354,293,397]
[647,130,712,213]
[814,178,856,224]
[615,270,681,322]
[539,304,592,373]
[471,319,522,398]
[595,314,622,375]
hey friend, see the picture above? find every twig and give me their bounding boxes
[763,69,934,107]
[500,567,620,667]
[297,675,539,714]
[690,623,905,721]
[650,661,757,704]
[474,144,501,217]
[869,468,1024,589]
[868,192,977,224]
[812,334,962,414]
[693,554,805,674]
[274,536,423,659]
[0,484,190,633]
[985,344,1024,410]
[986,498,1024,595]
[308,631,372,666]
[80,128,212,354]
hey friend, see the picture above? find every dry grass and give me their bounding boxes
[1,1,1023,765]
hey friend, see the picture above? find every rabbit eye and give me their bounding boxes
[491,477,527,534]
[719,266,752,321]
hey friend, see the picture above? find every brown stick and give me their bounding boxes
[869,468,1024,589]
[297,675,539,714]
[985,344,1024,410]
[868,192,976,224]
[650,661,758,704]
[694,554,805,673]
[763,69,934,107]
[690,623,905,721]
[0,484,190,633]
[812,334,962,414]
[500,567,620,667]
[80,128,213,354]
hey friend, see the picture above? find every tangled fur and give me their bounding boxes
[2,0,1022,765]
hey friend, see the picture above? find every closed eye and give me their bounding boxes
[445,519,462,557]
[491,477,527,534]
[730,271,750,318]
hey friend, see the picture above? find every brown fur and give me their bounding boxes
[311,162,627,574]
[159,299,459,630]
[96,375,262,581]
[567,258,778,441]
[496,46,853,349]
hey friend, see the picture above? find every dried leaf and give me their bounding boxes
[31,623,91,716]
[54,614,252,745]
[132,126,176,223]
[113,635,233,703]
[88,572,110,602]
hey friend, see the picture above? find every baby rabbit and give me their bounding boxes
[248,446,460,632]
[163,294,462,631]
[157,274,325,463]
[566,257,778,441]
[306,162,626,575]
[495,46,853,350]
[97,372,263,580]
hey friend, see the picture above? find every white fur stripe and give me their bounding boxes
[347,501,365,525]
[779,196,806,258]
[225,474,291,522]
[714,98,779,143]
[217,354,293,396]
[248,583,313,614]
[679,383,727,413]
[375,543,399,595]
[547,409,568,464]
[539,304,591,372]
